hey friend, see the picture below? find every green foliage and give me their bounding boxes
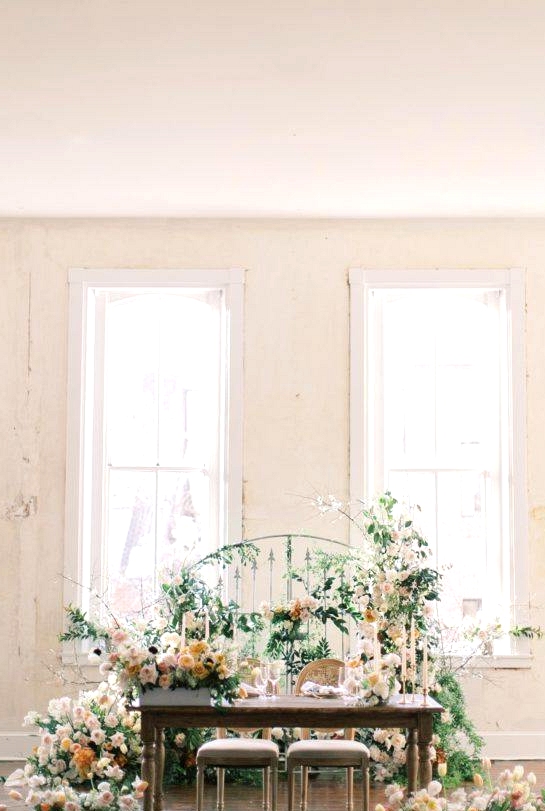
[431,669,483,786]
[59,604,109,642]
[510,625,543,639]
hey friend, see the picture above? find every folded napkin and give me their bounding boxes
[239,681,263,697]
[301,680,342,696]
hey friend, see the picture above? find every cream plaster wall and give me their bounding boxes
[1,219,544,753]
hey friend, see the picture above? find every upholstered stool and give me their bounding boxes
[196,736,279,811]
[286,739,370,811]
[286,659,370,811]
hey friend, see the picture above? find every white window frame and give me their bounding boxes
[64,268,244,644]
[349,268,530,668]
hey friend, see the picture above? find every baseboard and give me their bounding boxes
[2,730,545,763]
[480,732,545,760]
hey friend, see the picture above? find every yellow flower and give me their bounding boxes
[473,774,484,788]
[178,653,195,670]
[192,662,207,679]
[189,641,208,656]
[437,762,447,777]
[238,685,248,699]
[364,608,379,623]
[367,673,380,687]
[60,738,72,752]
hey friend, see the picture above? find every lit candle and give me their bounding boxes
[204,609,210,641]
[181,613,186,648]
[410,617,416,692]
[423,636,428,693]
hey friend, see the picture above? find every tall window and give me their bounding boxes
[65,270,243,621]
[350,270,528,656]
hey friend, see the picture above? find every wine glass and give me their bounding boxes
[257,662,270,698]
[338,666,351,703]
[339,665,360,704]
[268,660,283,698]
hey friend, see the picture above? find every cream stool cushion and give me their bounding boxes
[287,739,369,766]
[197,738,279,767]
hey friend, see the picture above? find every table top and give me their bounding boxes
[132,693,443,729]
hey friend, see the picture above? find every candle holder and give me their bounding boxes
[401,679,407,704]
[422,687,429,706]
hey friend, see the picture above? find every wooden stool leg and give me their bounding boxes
[217,767,225,811]
[361,762,370,811]
[347,767,354,811]
[301,766,309,811]
[196,764,205,811]
[287,763,295,811]
[271,763,278,811]
[263,767,270,811]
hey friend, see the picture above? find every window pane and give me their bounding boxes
[106,296,160,467]
[387,470,489,628]
[377,288,505,634]
[106,470,157,616]
[105,292,220,469]
[436,471,488,626]
[156,471,210,573]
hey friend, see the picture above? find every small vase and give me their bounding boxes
[139,687,212,706]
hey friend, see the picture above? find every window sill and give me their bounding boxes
[443,653,533,670]
[61,641,97,670]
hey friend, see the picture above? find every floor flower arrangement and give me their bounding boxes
[375,764,545,811]
[5,685,142,790]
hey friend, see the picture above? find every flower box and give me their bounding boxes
[139,688,212,706]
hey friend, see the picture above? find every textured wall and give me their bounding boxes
[0,219,544,753]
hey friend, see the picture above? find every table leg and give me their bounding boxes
[417,714,434,788]
[406,729,418,794]
[154,728,165,811]
[141,715,157,811]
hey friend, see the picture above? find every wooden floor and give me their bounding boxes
[2,762,545,811]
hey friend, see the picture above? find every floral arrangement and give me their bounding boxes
[259,595,320,676]
[359,653,401,706]
[260,595,319,624]
[311,493,484,784]
[368,729,408,778]
[91,631,240,706]
[259,591,348,679]
[375,764,545,811]
[5,684,141,790]
[6,778,148,811]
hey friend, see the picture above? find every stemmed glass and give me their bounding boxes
[256,662,270,698]
[339,665,360,704]
[268,660,283,698]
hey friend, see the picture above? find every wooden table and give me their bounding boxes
[133,693,443,811]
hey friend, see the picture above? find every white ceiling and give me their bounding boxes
[2,0,545,217]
